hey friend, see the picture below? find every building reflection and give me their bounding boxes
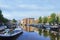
[22,25,35,32]
[21,24,60,40]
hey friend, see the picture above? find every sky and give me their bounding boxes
[0,0,60,20]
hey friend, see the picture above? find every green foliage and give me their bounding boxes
[43,17,48,24]
[49,13,56,25]
[3,18,8,23]
[59,17,60,23]
[56,16,59,24]
[39,16,42,23]
[12,19,17,23]
[51,13,56,18]
[0,10,8,23]
[48,18,52,25]
[0,10,3,20]
[38,13,58,25]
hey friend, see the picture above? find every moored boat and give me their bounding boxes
[0,25,23,40]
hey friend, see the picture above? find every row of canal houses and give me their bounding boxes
[20,17,60,32]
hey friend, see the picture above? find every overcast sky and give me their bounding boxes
[0,0,60,20]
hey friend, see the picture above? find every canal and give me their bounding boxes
[0,26,59,40]
[16,26,60,40]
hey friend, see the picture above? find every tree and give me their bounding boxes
[56,16,59,24]
[0,10,3,20]
[0,9,8,23]
[3,18,8,23]
[48,18,52,25]
[39,16,42,23]
[50,13,56,25]
[51,13,56,18]
[12,19,17,23]
[59,17,60,23]
[43,17,48,24]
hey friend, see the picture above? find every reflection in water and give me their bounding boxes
[22,25,35,32]
[43,29,49,37]
[22,25,60,40]
[4,25,59,40]
[39,29,42,35]
[38,28,60,40]
[49,32,57,40]
[0,32,22,40]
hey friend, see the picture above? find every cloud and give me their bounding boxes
[2,13,13,19]
[0,5,9,8]
[18,4,55,10]
[0,0,60,20]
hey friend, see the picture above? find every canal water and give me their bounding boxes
[0,26,60,40]
[16,26,60,40]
